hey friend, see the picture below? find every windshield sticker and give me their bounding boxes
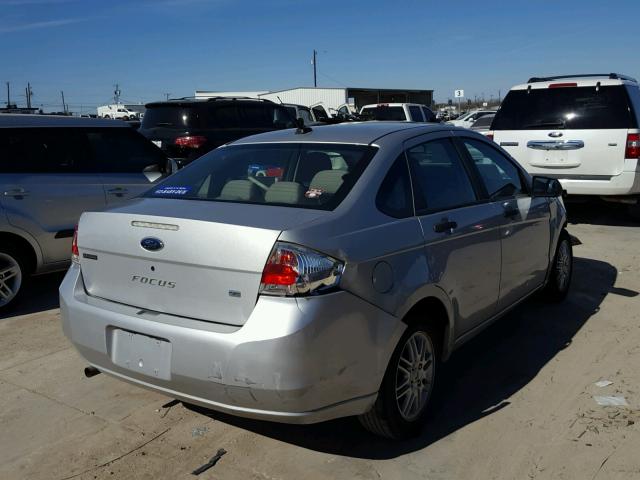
[154,186,191,196]
[305,187,324,199]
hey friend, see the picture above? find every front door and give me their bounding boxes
[457,136,551,311]
[404,133,503,336]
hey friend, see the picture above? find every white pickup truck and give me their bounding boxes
[97,104,141,120]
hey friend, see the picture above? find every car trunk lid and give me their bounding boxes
[77,199,326,326]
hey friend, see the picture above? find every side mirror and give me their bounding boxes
[532,176,564,197]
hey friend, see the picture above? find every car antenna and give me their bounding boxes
[277,96,283,104]
[295,117,312,134]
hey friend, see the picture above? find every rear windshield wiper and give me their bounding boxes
[154,122,174,127]
[522,120,565,129]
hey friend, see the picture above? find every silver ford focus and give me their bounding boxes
[60,122,572,439]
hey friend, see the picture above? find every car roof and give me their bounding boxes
[230,121,451,146]
[0,114,128,128]
[512,74,638,90]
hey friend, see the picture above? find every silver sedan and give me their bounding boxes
[60,122,572,439]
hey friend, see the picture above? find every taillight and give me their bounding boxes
[625,133,640,158]
[259,242,344,296]
[174,135,207,149]
[486,132,494,141]
[71,225,79,264]
[549,82,577,88]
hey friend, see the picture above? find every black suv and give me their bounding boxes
[139,97,296,165]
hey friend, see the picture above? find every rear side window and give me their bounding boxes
[0,128,91,173]
[422,107,436,122]
[376,155,413,218]
[87,129,167,173]
[493,85,635,130]
[406,138,477,212]
[461,138,524,198]
[625,85,640,123]
[312,105,329,121]
[471,115,494,128]
[408,106,424,122]
[141,106,201,129]
[361,106,407,121]
[146,143,376,211]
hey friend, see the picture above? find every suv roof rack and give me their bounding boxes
[527,73,638,83]
[205,96,274,103]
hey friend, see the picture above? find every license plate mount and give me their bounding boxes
[109,328,172,380]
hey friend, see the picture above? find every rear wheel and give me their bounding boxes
[0,248,25,310]
[359,323,438,439]
[543,230,572,302]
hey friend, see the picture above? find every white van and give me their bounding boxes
[97,104,140,120]
[490,74,640,216]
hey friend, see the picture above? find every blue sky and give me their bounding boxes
[1,0,639,113]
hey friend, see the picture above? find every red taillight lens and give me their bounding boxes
[259,242,344,296]
[174,135,207,149]
[486,132,494,141]
[626,133,640,158]
[71,225,79,263]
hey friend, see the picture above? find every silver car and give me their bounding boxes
[60,122,572,438]
[0,114,170,309]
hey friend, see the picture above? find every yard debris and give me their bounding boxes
[593,396,628,407]
[191,426,208,437]
[191,448,227,476]
[594,380,613,388]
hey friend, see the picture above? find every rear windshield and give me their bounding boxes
[492,85,635,130]
[145,143,377,210]
[142,105,201,129]
[361,106,407,121]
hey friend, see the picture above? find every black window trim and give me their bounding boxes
[453,135,532,200]
[404,137,485,217]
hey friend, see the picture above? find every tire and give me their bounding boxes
[122,115,129,121]
[0,246,26,310]
[103,115,110,119]
[359,322,439,439]
[543,230,573,302]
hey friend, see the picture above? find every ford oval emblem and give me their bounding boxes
[140,237,164,252]
[548,131,563,138]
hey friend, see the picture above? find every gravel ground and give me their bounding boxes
[0,201,638,480]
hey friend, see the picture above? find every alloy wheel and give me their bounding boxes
[0,253,22,307]
[556,240,571,291]
[395,331,435,421]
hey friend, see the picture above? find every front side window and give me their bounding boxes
[406,138,477,212]
[146,143,376,211]
[87,129,166,173]
[461,138,524,198]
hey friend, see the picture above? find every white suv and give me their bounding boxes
[490,73,640,217]
[359,103,436,122]
[447,109,496,128]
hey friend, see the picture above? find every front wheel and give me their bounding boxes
[543,230,573,302]
[0,248,25,310]
[359,323,438,439]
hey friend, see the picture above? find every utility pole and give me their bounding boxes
[114,83,121,104]
[498,89,501,104]
[312,49,317,88]
[61,90,67,114]
[6,82,10,107]
[164,92,171,101]
[25,82,33,109]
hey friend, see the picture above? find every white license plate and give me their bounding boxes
[110,329,172,380]
[152,140,162,148]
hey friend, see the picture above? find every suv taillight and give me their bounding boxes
[174,135,207,149]
[625,133,640,158]
[486,132,494,141]
[259,242,344,296]
[71,225,79,264]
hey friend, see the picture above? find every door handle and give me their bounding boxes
[107,187,129,197]
[3,189,30,198]
[433,220,457,233]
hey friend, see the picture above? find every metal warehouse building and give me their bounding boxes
[194,87,434,112]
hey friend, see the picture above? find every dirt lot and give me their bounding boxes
[1,203,638,480]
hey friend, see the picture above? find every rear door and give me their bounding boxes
[404,133,503,336]
[457,135,551,310]
[87,128,169,205]
[0,127,106,264]
[492,85,632,178]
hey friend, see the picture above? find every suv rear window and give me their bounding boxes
[492,85,635,130]
[361,106,407,121]
[142,105,201,129]
[146,143,376,210]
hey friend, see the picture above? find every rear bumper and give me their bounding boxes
[552,170,640,196]
[60,264,404,424]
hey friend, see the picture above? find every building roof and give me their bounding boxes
[0,114,129,128]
